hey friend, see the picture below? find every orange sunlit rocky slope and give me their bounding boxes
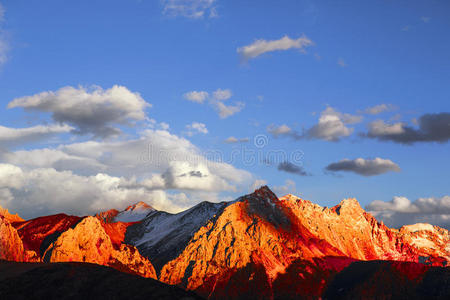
[157,187,449,297]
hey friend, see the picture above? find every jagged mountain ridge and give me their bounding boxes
[159,187,346,294]
[156,186,449,298]
[125,201,229,272]
[0,185,449,299]
[279,194,450,263]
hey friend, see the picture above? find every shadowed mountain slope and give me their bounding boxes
[0,260,203,300]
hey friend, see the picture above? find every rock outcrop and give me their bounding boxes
[44,216,156,279]
[0,206,24,224]
[0,215,25,262]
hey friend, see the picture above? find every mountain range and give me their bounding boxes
[1,186,449,299]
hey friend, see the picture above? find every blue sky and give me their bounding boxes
[0,0,449,228]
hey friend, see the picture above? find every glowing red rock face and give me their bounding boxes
[100,221,137,249]
[12,213,82,257]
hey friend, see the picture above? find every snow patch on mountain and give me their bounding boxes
[114,201,155,223]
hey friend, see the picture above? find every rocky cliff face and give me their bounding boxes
[0,206,41,263]
[279,194,450,264]
[45,216,156,279]
[0,215,25,262]
[157,187,449,298]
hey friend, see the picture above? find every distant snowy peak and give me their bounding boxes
[124,201,154,212]
[114,201,155,223]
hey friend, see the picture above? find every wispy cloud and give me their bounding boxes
[421,16,431,23]
[249,179,267,192]
[401,16,431,32]
[0,124,74,148]
[267,124,294,138]
[162,0,217,19]
[361,104,396,115]
[184,122,208,136]
[337,57,347,67]
[237,35,314,61]
[0,3,8,67]
[183,88,245,119]
[273,179,297,196]
[224,136,249,144]
[183,91,209,103]
[277,162,309,176]
[0,3,4,22]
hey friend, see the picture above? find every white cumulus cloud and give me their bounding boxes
[366,195,450,229]
[8,85,150,138]
[0,163,193,219]
[306,107,362,141]
[0,129,253,217]
[267,108,362,142]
